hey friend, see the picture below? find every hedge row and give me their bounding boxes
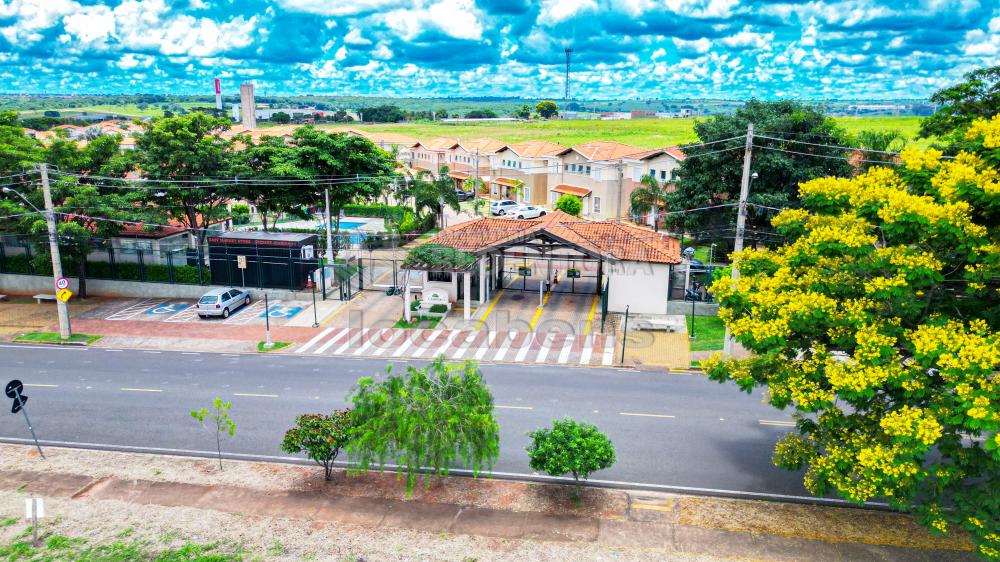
[1,253,207,285]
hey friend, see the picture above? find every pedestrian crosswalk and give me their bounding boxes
[294,327,616,366]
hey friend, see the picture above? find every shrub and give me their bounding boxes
[556,194,583,216]
[410,300,421,311]
[280,410,353,481]
[527,418,616,489]
[429,304,447,313]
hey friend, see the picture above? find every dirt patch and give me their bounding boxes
[677,495,972,551]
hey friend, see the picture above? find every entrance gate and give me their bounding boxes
[499,253,601,295]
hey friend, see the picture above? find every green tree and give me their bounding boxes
[628,174,670,230]
[855,129,906,170]
[347,357,500,495]
[536,100,559,119]
[270,111,291,124]
[130,112,236,247]
[230,134,311,231]
[0,111,42,172]
[464,109,497,119]
[555,194,582,216]
[434,109,449,119]
[512,104,532,119]
[704,119,1000,559]
[527,418,616,491]
[281,410,353,481]
[361,105,406,123]
[408,165,461,228]
[42,110,60,118]
[191,398,236,471]
[919,65,1000,141]
[670,99,852,247]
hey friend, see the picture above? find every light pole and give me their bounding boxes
[3,172,72,339]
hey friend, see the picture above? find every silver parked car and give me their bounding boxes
[490,200,519,216]
[197,287,252,319]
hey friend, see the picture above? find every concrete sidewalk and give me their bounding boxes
[0,468,974,561]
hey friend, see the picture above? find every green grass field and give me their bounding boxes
[18,103,205,118]
[687,315,725,352]
[15,331,102,344]
[335,115,930,149]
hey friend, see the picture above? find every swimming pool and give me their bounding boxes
[316,220,367,230]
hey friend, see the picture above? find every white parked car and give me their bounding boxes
[490,200,519,216]
[196,287,252,319]
[513,205,547,219]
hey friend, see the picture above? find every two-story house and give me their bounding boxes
[448,138,506,190]
[621,146,686,226]
[342,129,417,164]
[546,141,646,220]
[489,140,567,205]
[409,138,459,176]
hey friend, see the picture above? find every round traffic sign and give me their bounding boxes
[5,379,23,399]
[55,277,69,290]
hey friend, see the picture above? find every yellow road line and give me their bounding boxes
[475,274,518,330]
[583,293,600,336]
[632,501,674,512]
[528,289,553,331]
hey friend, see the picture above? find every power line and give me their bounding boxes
[753,144,902,165]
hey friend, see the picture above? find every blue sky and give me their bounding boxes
[0,0,997,99]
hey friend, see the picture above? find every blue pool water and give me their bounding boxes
[317,220,369,245]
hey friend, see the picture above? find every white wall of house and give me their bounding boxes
[605,261,671,315]
[421,270,459,302]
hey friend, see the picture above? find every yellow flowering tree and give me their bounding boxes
[706,115,1000,559]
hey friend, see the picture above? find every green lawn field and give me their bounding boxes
[334,115,931,149]
[18,103,205,118]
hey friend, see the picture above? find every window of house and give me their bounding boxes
[585,165,591,174]
[649,168,656,179]
[661,170,667,180]
[564,164,568,172]
[593,197,601,213]
[428,271,452,283]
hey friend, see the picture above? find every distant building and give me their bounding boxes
[559,110,599,120]
[239,83,257,129]
[600,112,632,120]
[439,117,520,123]
[630,110,657,119]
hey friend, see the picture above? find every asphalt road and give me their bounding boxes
[0,343,815,501]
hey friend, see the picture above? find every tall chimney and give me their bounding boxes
[214,78,222,111]
[239,82,256,129]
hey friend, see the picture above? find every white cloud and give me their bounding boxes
[537,0,597,25]
[61,4,115,49]
[384,0,482,41]
[720,25,774,50]
[0,0,79,44]
[800,19,817,47]
[990,16,1000,34]
[372,44,393,60]
[672,37,711,55]
[887,36,904,49]
[651,47,666,59]
[335,46,348,61]
[275,0,403,16]
[962,29,999,56]
[344,28,371,45]
[664,0,738,18]
[116,52,155,69]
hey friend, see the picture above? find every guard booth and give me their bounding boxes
[207,232,318,290]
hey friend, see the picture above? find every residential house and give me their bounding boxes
[448,138,506,189]
[546,141,646,220]
[51,124,87,140]
[490,140,566,204]
[341,130,417,163]
[408,137,459,176]
[621,146,686,226]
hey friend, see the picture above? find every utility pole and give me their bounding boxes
[723,122,754,355]
[564,48,573,101]
[39,164,71,339]
[473,148,480,214]
[324,187,334,264]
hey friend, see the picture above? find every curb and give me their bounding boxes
[12,339,89,347]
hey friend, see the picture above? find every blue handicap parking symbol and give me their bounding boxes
[260,305,302,319]
[144,302,191,315]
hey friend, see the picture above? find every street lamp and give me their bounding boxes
[2,186,42,213]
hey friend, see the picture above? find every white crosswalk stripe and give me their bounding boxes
[301,327,612,366]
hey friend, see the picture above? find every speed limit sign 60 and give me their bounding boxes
[55,277,69,291]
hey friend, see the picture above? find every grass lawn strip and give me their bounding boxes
[256,341,291,352]
[686,315,725,352]
[14,332,101,345]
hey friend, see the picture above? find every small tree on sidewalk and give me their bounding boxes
[281,410,353,481]
[190,398,236,470]
[527,418,616,495]
[555,194,582,216]
[347,357,500,495]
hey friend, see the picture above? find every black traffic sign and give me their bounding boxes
[5,379,27,414]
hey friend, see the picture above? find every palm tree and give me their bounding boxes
[409,165,461,228]
[629,174,670,232]
[856,129,905,170]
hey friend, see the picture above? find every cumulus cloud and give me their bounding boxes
[384,0,483,41]
[720,25,774,50]
[672,37,712,55]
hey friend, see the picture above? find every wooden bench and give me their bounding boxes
[32,294,57,304]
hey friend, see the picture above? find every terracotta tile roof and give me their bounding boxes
[625,146,686,161]
[448,171,469,179]
[557,140,646,161]
[413,137,460,151]
[339,128,417,146]
[457,138,506,153]
[492,177,519,187]
[502,140,567,158]
[551,184,592,197]
[423,210,680,264]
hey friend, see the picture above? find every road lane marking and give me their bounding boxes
[234,393,279,398]
[473,331,494,360]
[105,349,123,352]
[528,290,553,331]
[493,331,517,361]
[392,332,417,357]
[535,334,555,363]
[496,405,533,410]
[602,336,615,366]
[142,351,161,354]
[313,328,349,354]
[557,337,574,364]
[583,293,600,336]
[579,335,594,365]
[334,328,368,355]
[759,420,796,427]
[632,501,674,512]
[409,330,441,358]
[475,275,517,330]
[514,334,534,362]
[24,384,58,388]
[120,387,162,393]
[432,330,459,358]
[620,412,675,419]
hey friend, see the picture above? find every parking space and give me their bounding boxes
[82,296,312,327]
